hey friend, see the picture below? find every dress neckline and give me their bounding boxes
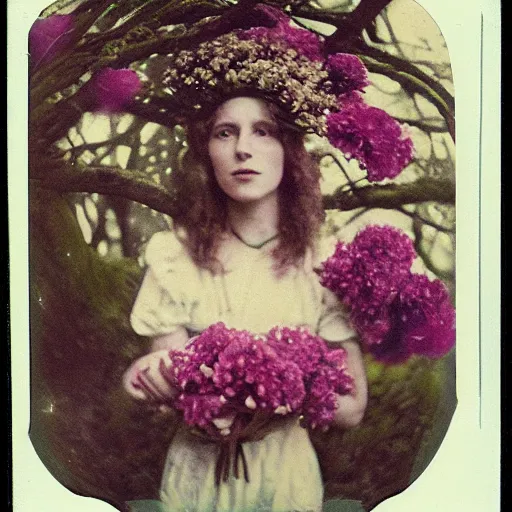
[230,228,279,250]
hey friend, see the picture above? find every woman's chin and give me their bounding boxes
[226,190,278,206]
[229,195,263,204]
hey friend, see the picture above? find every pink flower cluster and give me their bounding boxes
[238,7,414,183]
[83,67,142,114]
[318,225,455,363]
[368,274,456,363]
[161,323,353,436]
[28,14,141,113]
[267,327,354,428]
[326,54,370,97]
[240,6,323,61]
[29,14,75,69]
[327,102,415,181]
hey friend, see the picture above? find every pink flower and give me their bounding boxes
[240,14,323,61]
[84,68,142,113]
[317,226,455,364]
[188,323,242,365]
[397,274,455,358]
[161,323,354,432]
[327,102,414,181]
[251,4,288,25]
[163,324,305,430]
[29,14,75,69]
[212,335,306,412]
[304,347,354,429]
[266,326,324,376]
[267,326,353,429]
[319,225,416,316]
[326,54,370,96]
[350,307,392,347]
[175,393,225,430]
[367,275,456,364]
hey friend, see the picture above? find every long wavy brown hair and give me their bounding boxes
[170,97,325,273]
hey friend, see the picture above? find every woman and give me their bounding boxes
[123,95,368,512]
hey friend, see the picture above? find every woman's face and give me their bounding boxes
[208,97,285,205]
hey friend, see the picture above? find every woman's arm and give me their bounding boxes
[332,338,368,429]
[122,326,190,402]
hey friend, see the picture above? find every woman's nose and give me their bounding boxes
[235,134,252,160]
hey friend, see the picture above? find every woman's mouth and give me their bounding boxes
[231,169,260,176]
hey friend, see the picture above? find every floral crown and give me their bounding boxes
[160,7,414,182]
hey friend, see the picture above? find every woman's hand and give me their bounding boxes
[123,327,192,403]
[122,349,177,403]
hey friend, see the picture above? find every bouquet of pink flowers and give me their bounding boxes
[159,322,353,484]
[316,225,456,364]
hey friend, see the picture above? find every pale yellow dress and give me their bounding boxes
[130,229,356,512]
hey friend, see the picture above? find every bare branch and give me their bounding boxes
[97,0,261,67]
[411,217,455,281]
[31,150,452,221]
[79,0,228,54]
[343,207,371,225]
[80,0,173,48]
[398,207,454,234]
[324,153,359,193]
[277,6,351,27]
[68,119,144,155]
[392,117,448,133]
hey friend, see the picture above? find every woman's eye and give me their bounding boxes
[215,129,232,139]
[255,128,268,136]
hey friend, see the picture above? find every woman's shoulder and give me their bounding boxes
[144,228,192,269]
[308,232,339,269]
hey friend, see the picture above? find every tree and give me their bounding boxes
[28,0,456,509]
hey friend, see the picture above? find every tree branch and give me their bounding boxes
[79,0,227,54]
[392,116,448,133]
[80,0,172,47]
[31,162,179,217]
[32,151,454,218]
[322,177,455,210]
[273,5,351,28]
[323,0,394,50]
[398,207,454,234]
[68,119,144,155]
[411,216,455,281]
[30,0,273,122]
[362,50,452,113]
[98,0,262,66]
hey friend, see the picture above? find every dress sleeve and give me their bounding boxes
[130,231,196,337]
[315,235,357,343]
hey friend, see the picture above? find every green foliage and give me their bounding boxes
[30,188,181,505]
[311,352,456,510]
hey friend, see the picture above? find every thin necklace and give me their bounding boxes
[230,228,279,249]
